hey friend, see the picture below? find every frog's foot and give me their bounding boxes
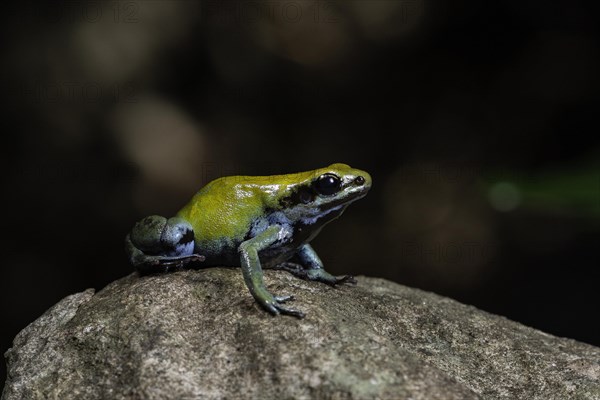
[276,262,357,286]
[135,254,205,274]
[255,288,305,318]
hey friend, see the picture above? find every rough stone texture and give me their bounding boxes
[2,269,599,400]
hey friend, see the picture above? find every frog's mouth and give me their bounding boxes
[318,195,360,213]
[318,183,371,211]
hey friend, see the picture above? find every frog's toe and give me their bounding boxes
[335,275,357,285]
[156,254,205,270]
[134,257,163,274]
[274,304,305,319]
[261,302,281,316]
[303,269,351,286]
[274,295,295,303]
[257,295,304,318]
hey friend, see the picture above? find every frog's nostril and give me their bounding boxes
[354,176,365,186]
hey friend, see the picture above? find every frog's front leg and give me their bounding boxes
[277,244,357,286]
[239,225,305,318]
[126,215,205,274]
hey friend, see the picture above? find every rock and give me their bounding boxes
[2,269,599,400]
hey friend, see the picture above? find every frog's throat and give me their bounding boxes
[300,204,345,226]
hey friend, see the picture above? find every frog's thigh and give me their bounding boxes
[161,217,196,257]
[128,216,203,274]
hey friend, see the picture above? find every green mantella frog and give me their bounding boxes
[125,163,371,318]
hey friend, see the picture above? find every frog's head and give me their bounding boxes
[279,163,372,227]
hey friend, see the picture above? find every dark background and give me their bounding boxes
[2,0,599,387]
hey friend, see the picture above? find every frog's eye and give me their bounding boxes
[314,173,342,196]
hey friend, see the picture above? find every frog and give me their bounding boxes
[125,163,371,318]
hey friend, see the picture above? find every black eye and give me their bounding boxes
[314,174,342,196]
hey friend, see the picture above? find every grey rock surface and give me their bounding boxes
[2,268,599,400]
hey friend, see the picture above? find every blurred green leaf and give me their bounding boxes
[483,166,600,218]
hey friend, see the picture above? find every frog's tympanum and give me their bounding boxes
[126,163,371,318]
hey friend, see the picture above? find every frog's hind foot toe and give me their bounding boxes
[135,254,205,275]
[274,304,305,319]
[334,275,357,285]
[274,295,295,303]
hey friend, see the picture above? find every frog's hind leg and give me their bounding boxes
[276,244,357,286]
[126,216,205,274]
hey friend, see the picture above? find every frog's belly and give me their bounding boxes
[194,239,240,267]
[194,239,297,268]
[259,246,299,268]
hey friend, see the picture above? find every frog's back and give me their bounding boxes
[175,176,284,261]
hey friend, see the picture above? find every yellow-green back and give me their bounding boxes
[175,163,361,243]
